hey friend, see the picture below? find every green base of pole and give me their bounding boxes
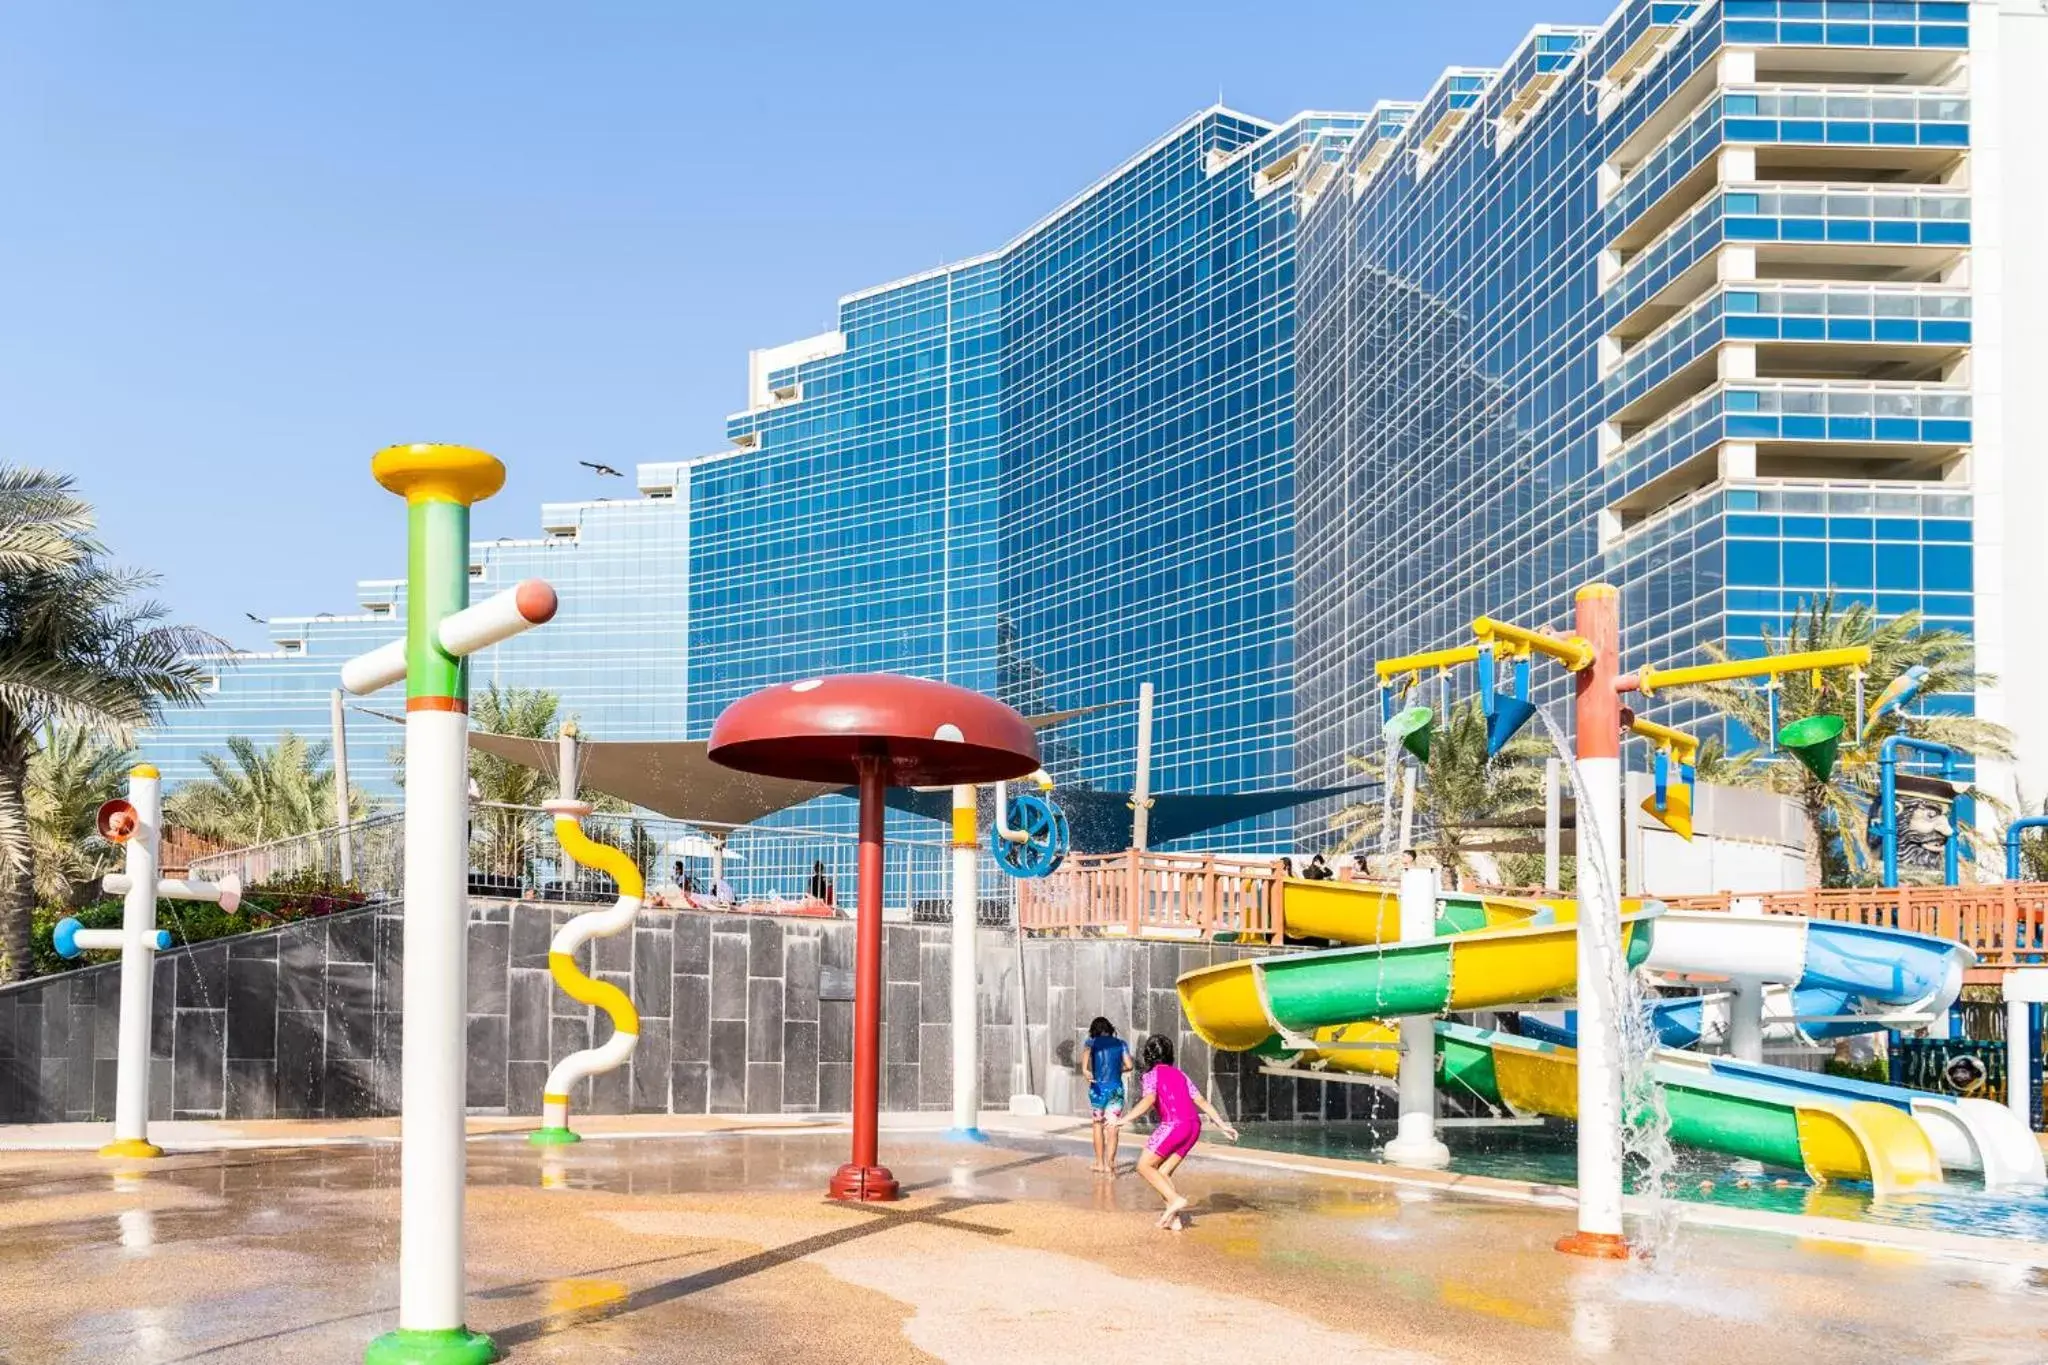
[363,1327,496,1365]
[528,1127,582,1147]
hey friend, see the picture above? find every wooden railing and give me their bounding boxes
[1661,884,2048,980]
[1015,850,1288,941]
[1019,850,2048,982]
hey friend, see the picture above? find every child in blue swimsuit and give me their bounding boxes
[1083,1017,1132,1174]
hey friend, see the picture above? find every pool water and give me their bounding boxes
[1234,1119,2048,1244]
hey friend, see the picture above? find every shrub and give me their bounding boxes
[28,871,372,975]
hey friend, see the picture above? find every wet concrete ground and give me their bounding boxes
[0,1129,2044,1364]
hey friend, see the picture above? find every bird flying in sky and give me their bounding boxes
[579,460,623,477]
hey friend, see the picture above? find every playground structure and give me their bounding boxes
[530,799,647,1146]
[1005,584,2048,1257]
[342,443,559,1365]
[708,672,1042,1201]
[52,768,242,1159]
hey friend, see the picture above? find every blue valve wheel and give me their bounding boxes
[53,917,82,960]
[989,793,1069,879]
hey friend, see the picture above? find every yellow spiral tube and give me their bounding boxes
[532,811,647,1147]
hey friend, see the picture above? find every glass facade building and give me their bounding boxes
[144,108,1373,852]
[1295,0,2042,825]
[142,0,2048,851]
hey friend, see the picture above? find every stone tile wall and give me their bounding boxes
[0,900,1372,1126]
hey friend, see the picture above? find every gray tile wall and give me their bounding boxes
[0,901,1367,1125]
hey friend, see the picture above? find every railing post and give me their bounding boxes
[1269,859,1286,945]
[1127,847,1143,938]
[1201,855,1218,937]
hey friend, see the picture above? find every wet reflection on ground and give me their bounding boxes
[0,1131,2042,1363]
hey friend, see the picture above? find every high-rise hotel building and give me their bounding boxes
[1295,1,2046,823]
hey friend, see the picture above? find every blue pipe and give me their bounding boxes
[1514,656,1530,703]
[1477,645,1496,719]
[2006,815,2048,880]
[1878,734,1963,889]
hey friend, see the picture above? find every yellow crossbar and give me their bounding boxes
[1634,646,1871,695]
[1470,617,1595,672]
[1374,644,1483,682]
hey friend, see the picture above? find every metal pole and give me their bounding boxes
[1543,758,1561,892]
[556,724,578,880]
[949,785,983,1138]
[2005,986,2034,1132]
[1383,865,1449,1167]
[1131,682,1155,851]
[330,689,354,885]
[1397,765,1417,855]
[104,766,164,1159]
[830,754,900,1201]
[1881,747,1899,889]
[1560,582,1629,1259]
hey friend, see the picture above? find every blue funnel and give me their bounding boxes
[1485,695,1537,757]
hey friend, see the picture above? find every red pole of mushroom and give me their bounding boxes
[831,750,900,1201]
[706,673,1038,1203]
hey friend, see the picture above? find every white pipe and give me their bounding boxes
[396,708,471,1333]
[1397,766,1417,854]
[1383,866,1450,1168]
[435,580,558,659]
[1543,758,1561,892]
[108,769,162,1156]
[103,873,242,913]
[1726,895,1764,1063]
[1574,752,1625,1241]
[537,927,640,1121]
[72,928,168,953]
[331,689,354,883]
[339,639,407,696]
[1131,682,1155,852]
[950,785,980,1135]
[2006,994,2033,1133]
[557,727,579,879]
[992,771,1053,845]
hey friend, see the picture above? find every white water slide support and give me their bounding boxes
[1647,910,2042,1186]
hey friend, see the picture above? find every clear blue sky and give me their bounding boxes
[0,1,1612,649]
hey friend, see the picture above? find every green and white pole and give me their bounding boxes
[347,444,557,1365]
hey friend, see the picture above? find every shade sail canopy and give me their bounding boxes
[440,698,1088,829]
[880,783,1375,854]
[708,674,1038,787]
[466,729,839,827]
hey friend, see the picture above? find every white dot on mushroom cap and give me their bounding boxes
[933,723,964,742]
[790,679,823,693]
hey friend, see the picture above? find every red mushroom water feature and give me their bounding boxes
[709,674,1040,1200]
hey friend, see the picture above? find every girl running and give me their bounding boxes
[1108,1034,1236,1230]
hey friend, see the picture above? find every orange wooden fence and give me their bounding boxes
[1019,851,2048,985]
[1661,884,2048,981]
[1015,850,1288,942]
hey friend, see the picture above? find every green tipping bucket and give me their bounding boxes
[1777,713,1845,781]
[1384,705,1435,763]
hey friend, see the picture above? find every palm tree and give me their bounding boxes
[465,685,565,882]
[1669,593,2012,886]
[0,466,219,979]
[168,732,366,848]
[1330,696,1552,883]
[2002,790,2048,882]
[26,724,134,907]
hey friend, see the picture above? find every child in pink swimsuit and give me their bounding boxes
[1108,1034,1237,1230]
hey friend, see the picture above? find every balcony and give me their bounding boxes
[1608,181,1970,334]
[1607,281,1970,421]
[1610,84,1969,248]
[1722,1,1970,65]
[1606,378,1971,512]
